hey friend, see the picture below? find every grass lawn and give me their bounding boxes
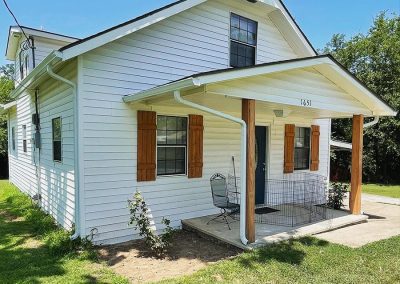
[161,236,400,284]
[0,180,128,284]
[363,184,400,198]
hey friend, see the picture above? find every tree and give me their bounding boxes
[324,13,400,184]
[0,64,14,162]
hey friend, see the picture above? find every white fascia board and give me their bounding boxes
[326,64,397,116]
[123,78,196,103]
[62,0,207,61]
[330,140,352,150]
[0,101,17,115]
[271,1,316,56]
[196,57,330,85]
[10,51,63,99]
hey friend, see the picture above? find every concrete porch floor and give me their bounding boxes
[182,208,368,250]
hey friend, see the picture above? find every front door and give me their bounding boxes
[255,126,267,205]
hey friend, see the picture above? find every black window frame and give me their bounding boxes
[22,125,27,153]
[294,127,311,170]
[156,115,188,176]
[230,13,258,68]
[52,117,62,162]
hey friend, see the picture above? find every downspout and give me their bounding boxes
[174,90,248,246]
[364,116,379,128]
[46,65,80,240]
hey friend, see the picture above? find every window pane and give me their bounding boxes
[166,147,175,160]
[230,27,239,41]
[230,53,238,67]
[157,147,166,161]
[231,41,238,55]
[53,141,61,161]
[167,116,177,130]
[239,30,247,42]
[157,116,166,130]
[166,130,177,144]
[176,131,186,144]
[157,130,167,145]
[294,127,310,170]
[248,21,257,33]
[52,118,61,140]
[177,117,187,131]
[238,56,246,67]
[157,161,166,175]
[231,14,240,28]
[248,32,257,45]
[239,17,247,30]
[176,160,185,174]
[166,160,176,174]
[176,147,185,160]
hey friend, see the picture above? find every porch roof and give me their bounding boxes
[123,55,397,118]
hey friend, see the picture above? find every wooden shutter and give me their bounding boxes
[137,110,156,182]
[310,125,320,171]
[284,124,295,173]
[188,114,204,178]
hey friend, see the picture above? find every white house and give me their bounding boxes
[2,0,396,245]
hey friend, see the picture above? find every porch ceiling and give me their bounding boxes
[123,55,397,118]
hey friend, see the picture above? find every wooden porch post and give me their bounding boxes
[242,99,255,243]
[350,114,364,214]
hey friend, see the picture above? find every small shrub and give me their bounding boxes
[128,191,174,257]
[328,182,349,209]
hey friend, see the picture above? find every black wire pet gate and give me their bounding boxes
[229,172,328,227]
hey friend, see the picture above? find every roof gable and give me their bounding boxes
[59,0,316,61]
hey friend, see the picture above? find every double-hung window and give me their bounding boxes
[294,127,311,170]
[52,117,62,162]
[157,116,187,176]
[230,13,258,68]
[22,125,27,153]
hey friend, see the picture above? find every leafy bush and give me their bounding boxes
[128,191,174,257]
[327,182,349,209]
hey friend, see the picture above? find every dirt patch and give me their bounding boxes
[0,210,23,222]
[98,230,241,283]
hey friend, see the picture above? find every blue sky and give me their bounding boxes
[0,0,399,66]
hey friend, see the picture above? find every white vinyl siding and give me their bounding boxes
[8,61,76,229]
[77,0,327,244]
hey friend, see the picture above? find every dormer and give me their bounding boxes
[5,26,79,85]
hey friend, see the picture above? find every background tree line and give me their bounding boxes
[0,13,398,183]
[325,13,400,184]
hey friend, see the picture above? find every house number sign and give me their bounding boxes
[301,99,312,107]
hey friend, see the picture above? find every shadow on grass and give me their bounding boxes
[0,189,91,283]
[238,237,329,268]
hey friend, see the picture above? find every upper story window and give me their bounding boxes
[157,115,187,176]
[19,51,29,80]
[22,125,27,153]
[294,127,310,170]
[52,117,62,162]
[230,13,258,68]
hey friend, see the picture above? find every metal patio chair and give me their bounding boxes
[208,173,240,230]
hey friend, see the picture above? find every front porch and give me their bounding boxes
[182,208,368,250]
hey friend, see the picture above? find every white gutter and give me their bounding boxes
[46,65,80,240]
[364,116,380,128]
[330,140,352,150]
[173,90,248,246]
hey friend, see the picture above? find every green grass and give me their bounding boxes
[363,184,400,198]
[0,180,128,284]
[160,236,400,284]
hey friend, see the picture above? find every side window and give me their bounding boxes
[11,127,16,151]
[18,50,30,80]
[230,13,258,68]
[157,116,187,176]
[52,117,62,162]
[294,127,311,170]
[22,125,27,153]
